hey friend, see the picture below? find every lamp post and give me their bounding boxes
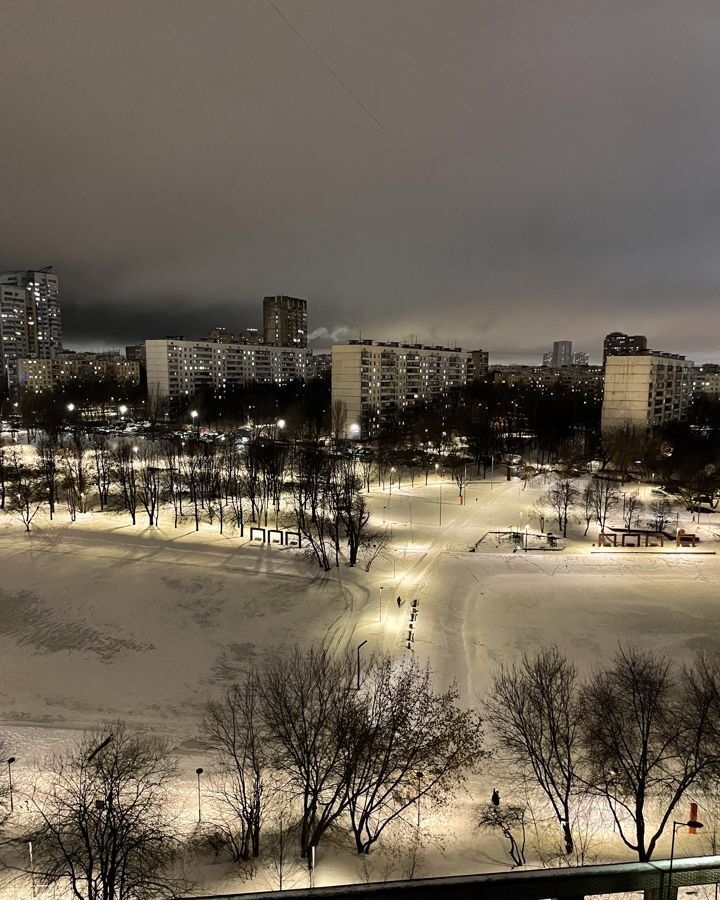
[390,467,395,496]
[195,767,204,823]
[7,757,15,813]
[190,409,199,434]
[435,463,442,526]
[667,819,704,900]
[357,640,368,691]
[379,586,384,622]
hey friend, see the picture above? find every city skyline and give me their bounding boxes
[3,1,720,363]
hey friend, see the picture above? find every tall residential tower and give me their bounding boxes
[263,295,307,348]
[0,268,63,390]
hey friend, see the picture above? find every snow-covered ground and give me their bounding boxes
[2,467,719,893]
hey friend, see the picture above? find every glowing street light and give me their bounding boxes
[66,403,75,413]
[667,819,704,900]
[379,586,384,622]
[118,404,128,416]
[277,418,286,430]
[390,466,396,496]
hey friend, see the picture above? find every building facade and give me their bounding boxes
[0,269,63,390]
[692,364,720,398]
[331,340,469,437]
[601,352,694,433]
[491,364,603,392]
[603,331,648,365]
[18,351,140,391]
[469,349,490,380]
[146,337,310,400]
[263,296,307,348]
[551,340,573,367]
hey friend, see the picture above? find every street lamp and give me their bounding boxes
[66,403,75,413]
[667,819,704,900]
[390,467,396,495]
[277,418,286,431]
[379,586,384,622]
[435,463,442,527]
[118,404,128,416]
[357,640,368,691]
[7,757,15,813]
[196,767,204,823]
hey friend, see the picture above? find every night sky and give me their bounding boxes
[3,1,720,363]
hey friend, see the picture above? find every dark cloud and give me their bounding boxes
[3,1,720,362]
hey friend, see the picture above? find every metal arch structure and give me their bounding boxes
[184,855,720,900]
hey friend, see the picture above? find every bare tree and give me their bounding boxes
[579,647,720,861]
[591,478,619,531]
[580,483,596,536]
[113,444,138,525]
[7,450,43,532]
[26,723,182,900]
[544,477,578,537]
[345,656,483,854]
[90,435,113,511]
[477,804,527,867]
[137,448,163,527]
[258,646,356,857]
[37,436,61,520]
[623,491,643,530]
[648,496,673,532]
[487,647,579,855]
[204,674,267,861]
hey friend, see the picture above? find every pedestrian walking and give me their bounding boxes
[491,788,500,807]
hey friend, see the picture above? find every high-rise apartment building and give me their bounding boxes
[551,340,573,367]
[331,340,469,437]
[0,269,62,389]
[469,349,489,380]
[146,337,310,401]
[601,352,693,433]
[603,331,648,365]
[572,351,589,366]
[263,296,307,348]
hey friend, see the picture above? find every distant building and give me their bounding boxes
[601,352,693,433]
[692,363,720,398]
[146,337,310,401]
[551,340,573,368]
[469,350,489,380]
[491,364,603,392]
[332,340,469,437]
[572,351,589,366]
[542,352,553,367]
[125,344,147,367]
[603,331,648,365]
[308,352,331,380]
[18,351,140,392]
[263,296,307,348]
[240,327,263,345]
[0,269,63,390]
[207,327,236,344]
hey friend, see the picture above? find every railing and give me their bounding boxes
[183,855,720,900]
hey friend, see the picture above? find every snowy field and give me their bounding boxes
[1,470,719,892]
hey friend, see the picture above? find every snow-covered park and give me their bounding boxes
[1,458,719,893]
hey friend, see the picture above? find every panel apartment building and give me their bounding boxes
[332,340,469,437]
[146,337,310,401]
[18,351,140,391]
[601,352,694,433]
[0,269,63,389]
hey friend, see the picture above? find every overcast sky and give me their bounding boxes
[2,1,720,363]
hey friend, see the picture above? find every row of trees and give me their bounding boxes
[540,475,675,537]
[487,646,720,864]
[0,436,390,570]
[10,647,481,899]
